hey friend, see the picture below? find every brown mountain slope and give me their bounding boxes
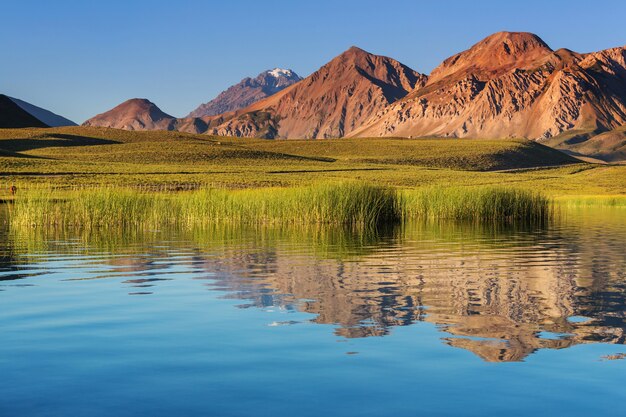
[83,99,177,131]
[206,47,426,138]
[352,32,626,154]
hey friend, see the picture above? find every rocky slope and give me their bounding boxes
[351,32,626,160]
[188,68,302,117]
[206,47,426,138]
[83,99,177,131]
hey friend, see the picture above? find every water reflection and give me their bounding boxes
[1,208,625,362]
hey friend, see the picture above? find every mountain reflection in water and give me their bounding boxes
[1,208,625,363]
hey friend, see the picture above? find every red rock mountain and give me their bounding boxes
[352,32,626,161]
[205,47,426,138]
[80,33,626,161]
[83,99,176,131]
[188,68,302,117]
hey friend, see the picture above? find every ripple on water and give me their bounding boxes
[0,207,625,415]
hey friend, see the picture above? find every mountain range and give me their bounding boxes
[81,47,427,138]
[3,31,626,162]
[205,47,426,139]
[187,68,302,117]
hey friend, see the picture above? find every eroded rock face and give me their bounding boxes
[206,46,426,139]
[188,69,302,118]
[352,32,626,144]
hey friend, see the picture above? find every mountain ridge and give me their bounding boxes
[188,68,302,118]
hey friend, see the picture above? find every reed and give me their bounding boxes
[401,187,552,223]
[8,182,401,229]
[6,183,552,229]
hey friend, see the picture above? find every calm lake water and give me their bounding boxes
[1,208,625,416]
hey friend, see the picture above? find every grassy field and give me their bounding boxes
[0,126,625,199]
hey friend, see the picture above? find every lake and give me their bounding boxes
[1,207,625,416]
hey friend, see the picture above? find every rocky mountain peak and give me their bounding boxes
[267,68,297,78]
[429,31,553,83]
[187,69,302,118]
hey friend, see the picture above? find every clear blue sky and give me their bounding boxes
[2,0,624,123]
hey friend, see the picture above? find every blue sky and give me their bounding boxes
[2,0,625,123]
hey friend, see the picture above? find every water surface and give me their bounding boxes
[1,208,625,416]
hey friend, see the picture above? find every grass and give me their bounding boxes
[8,183,402,228]
[0,126,624,206]
[7,182,553,229]
[0,126,575,170]
[402,187,552,223]
[0,126,593,191]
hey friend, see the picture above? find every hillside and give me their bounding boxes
[544,126,626,162]
[0,126,574,169]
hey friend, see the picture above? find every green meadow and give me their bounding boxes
[0,126,624,227]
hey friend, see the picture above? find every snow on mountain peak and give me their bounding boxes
[268,68,294,78]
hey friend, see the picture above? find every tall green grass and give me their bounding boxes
[8,183,401,229]
[402,187,552,223]
[6,183,552,229]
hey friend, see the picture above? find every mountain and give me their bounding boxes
[188,68,302,117]
[0,94,48,128]
[351,32,626,161]
[8,96,77,127]
[206,46,426,138]
[0,94,76,128]
[83,99,177,131]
